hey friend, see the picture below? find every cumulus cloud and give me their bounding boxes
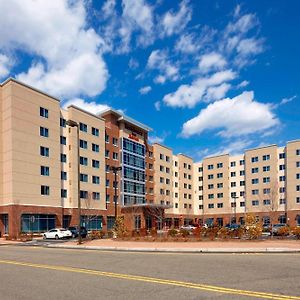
[0,0,108,99]
[163,70,236,108]
[147,50,179,83]
[237,80,249,88]
[198,52,227,73]
[154,101,161,111]
[0,54,12,78]
[181,91,279,137]
[63,98,110,115]
[161,0,192,36]
[148,135,165,144]
[139,86,152,95]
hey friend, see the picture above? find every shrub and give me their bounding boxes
[180,229,190,238]
[139,228,147,237]
[112,217,128,238]
[150,228,157,237]
[193,227,202,238]
[168,229,178,237]
[206,227,219,240]
[292,227,300,239]
[277,226,290,237]
[218,227,230,239]
[90,230,104,240]
[245,214,262,240]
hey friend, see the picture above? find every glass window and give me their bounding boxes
[80,174,88,182]
[92,127,99,136]
[92,160,100,168]
[61,189,67,198]
[41,166,50,176]
[80,156,88,166]
[61,171,67,180]
[105,134,109,143]
[230,161,236,167]
[61,153,67,163]
[40,127,49,137]
[252,200,259,206]
[263,166,270,172]
[80,190,88,199]
[41,185,50,195]
[208,164,214,170]
[80,139,88,149]
[79,123,87,132]
[40,107,48,118]
[92,176,100,184]
[60,118,66,127]
[40,146,49,157]
[60,136,66,145]
[93,192,100,200]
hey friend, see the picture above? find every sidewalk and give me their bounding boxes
[48,238,300,253]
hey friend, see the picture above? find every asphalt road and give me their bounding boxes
[0,245,299,300]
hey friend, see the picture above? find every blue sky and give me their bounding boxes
[0,0,299,161]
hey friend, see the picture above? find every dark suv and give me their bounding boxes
[68,226,87,238]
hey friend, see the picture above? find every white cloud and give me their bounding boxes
[237,80,249,88]
[0,0,108,99]
[161,0,192,36]
[63,98,110,115]
[0,54,12,78]
[163,70,236,108]
[139,86,152,95]
[280,95,297,105]
[147,50,179,83]
[154,101,161,111]
[148,135,165,144]
[237,38,264,56]
[198,52,227,73]
[175,33,198,54]
[128,58,139,69]
[181,91,279,137]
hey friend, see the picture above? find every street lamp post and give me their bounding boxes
[232,195,239,224]
[110,166,122,222]
[66,120,82,245]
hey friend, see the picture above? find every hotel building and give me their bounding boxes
[0,78,299,237]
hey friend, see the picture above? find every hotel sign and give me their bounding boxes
[128,134,139,142]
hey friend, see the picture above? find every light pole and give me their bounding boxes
[232,195,239,224]
[110,166,122,223]
[66,120,82,244]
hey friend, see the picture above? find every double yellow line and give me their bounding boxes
[0,259,299,300]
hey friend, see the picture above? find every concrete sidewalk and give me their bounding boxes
[47,238,300,253]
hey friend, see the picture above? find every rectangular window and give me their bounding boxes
[60,118,66,127]
[231,182,236,187]
[41,166,50,176]
[198,167,203,172]
[93,192,100,200]
[240,202,245,207]
[160,153,164,160]
[61,189,67,198]
[279,164,285,170]
[279,176,286,181]
[79,123,87,132]
[240,170,245,176]
[252,200,259,206]
[113,152,118,160]
[279,187,285,193]
[80,139,88,149]
[80,156,88,166]
[296,149,300,156]
[263,166,270,172]
[251,156,258,163]
[105,134,109,143]
[240,160,245,165]
[60,136,66,145]
[252,178,259,184]
[263,188,270,194]
[112,138,118,146]
[92,143,99,152]
[61,154,67,163]
[297,185,300,192]
[92,160,100,168]
[105,150,110,158]
[40,107,49,118]
[263,154,270,161]
[217,203,223,208]
[279,153,285,159]
[280,198,286,205]
[80,190,88,199]
[80,173,88,182]
[240,181,245,186]
[240,191,245,197]
[217,173,223,178]
[41,185,50,195]
[252,167,259,173]
[263,177,270,183]
[208,194,214,199]
[296,197,300,204]
[166,156,170,162]
[61,171,67,180]
[252,189,259,195]
[40,127,49,137]
[297,162,300,168]
[92,176,100,184]
[208,164,214,170]
[40,146,49,157]
[199,204,203,209]
[217,163,223,168]
[217,183,223,188]
[231,172,236,177]
[263,199,270,205]
[217,193,223,198]
[208,203,214,209]
[230,161,236,167]
[106,179,110,187]
[296,174,300,180]
[92,127,99,136]
[208,184,214,189]
[208,174,214,180]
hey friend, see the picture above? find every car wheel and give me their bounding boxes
[43,235,47,240]
[55,234,59,240]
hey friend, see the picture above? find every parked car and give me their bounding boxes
[43,228,72,240]
[68,226,87,238]
[271,224,288,236]
[180,224,197,231]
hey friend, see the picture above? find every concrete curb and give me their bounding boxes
[45,244,300,253]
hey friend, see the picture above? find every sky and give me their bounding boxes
[0,0,299,162]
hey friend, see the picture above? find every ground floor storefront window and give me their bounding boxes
[81,215,102,230]
[217,218,223,227]
[107,216,115,230]
[21,214,56,233]
[0,214,9,235]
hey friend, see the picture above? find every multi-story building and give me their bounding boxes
[0,78,299,237]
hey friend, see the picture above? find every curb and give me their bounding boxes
[44,244,300,254]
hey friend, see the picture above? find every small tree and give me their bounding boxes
[112,217,128,238]
[245,214,262,239]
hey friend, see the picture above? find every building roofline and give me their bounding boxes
[67,105,105,122]
[100,108,152,132]
[287,139,300,144]
[245,144,277,152]
[177,153,194,160]
[153,143,173,151]
[203,153,229,160]
[0,77,61,102]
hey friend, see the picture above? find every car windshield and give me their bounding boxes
[60,229,67,231]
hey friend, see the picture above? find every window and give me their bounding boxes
[296,149,300,156]
[231,202,236,208]
[79,123,87,132]
[112,138,118,146]
[231,192,237,198]
[279,153,285,159]
[208,174,214,180]
[263,154,270,161]
[240,160,245,165]
[240,202,245,207]
[252,200,259,206]
[80,139,88,149]
[280,198,286,205]
[217,173,223,178]
[40,107,48,118]
[263,177,270,183]
[252,189,259,195]
[60,118,66,127]
[166,178,170,185]
[231,182,236,187]
[93,192,100,200]
[199,195,203,200]
[80,156,88,166]
[198,176,203,181]
[61,171,67,180]
[217,183,223,188]
[106,179,110,187]
[160,154,164,160]
[80,173,88,182]
[105,134,109,143]
[279,164,285,171]
[263,188,270,194]
[296,174,300,180]
[263,199,270,205]
[217,163,223,168]
[91,143,99,152]
[184,203,187,209]
[230,161,236,167]
[252,167,259,173]
[240,191,245,197]
[184,163,187,169]
[175,171,178,177]
[61,154,67,163]
[175,203,179,208]
[105,150,109,158]
[296,197,300,204]
[251,156,258,163]
[208,203,214,209]
[231,172,236,177]
[240,181,245,186]
[240,170,245,176]
[217,203,223,208]
[160,165,164,172]
[113,152,118,160]
[297,162,300,168]
[279,187,285,193]
[199,204,203,209]
[198,167,203,172]
[41,185,50,195]
[174,161,178,167]
[263,166,270,172]
[208,184,214,189]
[279,176,286,181]
[40,146,49,157]
[41,166,50,176]
[208,194,214,199]
[60,136,66,145]
[92,127,99,136]
[166,167,170,173]
[208,164,214,170]
[61,189,67,198]
[92,160,100,168]
[160,177,164,183]
[297,185,300,192]
[80,190,88,199]
[40,127,49,137]
[217,193,223,198]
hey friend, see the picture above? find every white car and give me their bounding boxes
[180,225,197,231]
[43,228,72,240]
